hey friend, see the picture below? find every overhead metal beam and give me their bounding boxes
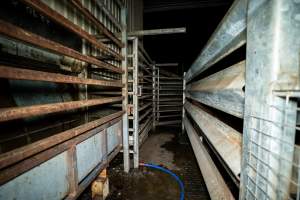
[156,63,179,67]
[186,61,245,118]
[144,1,230,13]
[128,28,186,37]
[184,101,241,180]
[184,116,234,200]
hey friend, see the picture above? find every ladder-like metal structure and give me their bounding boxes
[127,37,155,168]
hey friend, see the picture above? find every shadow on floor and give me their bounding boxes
[105,127,210,200]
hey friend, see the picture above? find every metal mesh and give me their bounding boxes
[243,93,300,200]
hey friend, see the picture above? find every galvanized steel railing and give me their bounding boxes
[184,0,300,199]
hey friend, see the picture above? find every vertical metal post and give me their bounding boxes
[79,39,88,123]
[240,0,299,199]
[152,64,156,131]
[67,145,78,198]
[182,72,186,134]
[133,37,139,168]
[157,68,160,124]
[121,7,130,172]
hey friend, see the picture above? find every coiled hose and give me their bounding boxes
[139,163,185,200]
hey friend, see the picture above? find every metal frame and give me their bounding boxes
[155,67,183,127]
[127,37,155,168]
[184,0,300,199]
[0,0,128,199]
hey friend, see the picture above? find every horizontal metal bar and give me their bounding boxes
[187,61,245,91]
[138,52,151,66]
[185,0,247,82]
[157,120,181,126]
[69,0,123,48]
[158,114,181,119]
[139,95,153,100]
[0,97,123,122]
[156,110,182,113]
[138,43,153,64]
[21,0,123,61]
[155,98,182,102]
[92,0,122,31]
[145,76,182,80]
[186,91,244,118]
[139,116,152,135]
[156,63,179,67]
[144,1,230,13]
[183,116,234,200]
[139,108,152,122]
[159,82,183,85]
[0,20,122,73]
[128,28,186,36]
[158,104,183,107]
[139,102,152,112]
[186,61,245,118]
[0,65,122,87]
[156,89,183,91]
[184,101,241,179]
[90,91,122,95]
[142,77,153,83]
[139,119,152,147]
[158,94,182,96]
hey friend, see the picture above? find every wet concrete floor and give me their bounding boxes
[106,127,210,200]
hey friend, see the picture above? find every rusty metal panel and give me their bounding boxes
[0,152,69,200]
[184,101,241,179]
[76,132,104,182]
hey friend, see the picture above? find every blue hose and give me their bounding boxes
[139,163,184,200]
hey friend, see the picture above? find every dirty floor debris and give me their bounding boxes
[107,127,210,200]
[79,127,210,200]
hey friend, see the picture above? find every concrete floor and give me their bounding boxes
[105,127,210,200]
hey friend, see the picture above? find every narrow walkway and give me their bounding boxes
[106,127,210,200]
